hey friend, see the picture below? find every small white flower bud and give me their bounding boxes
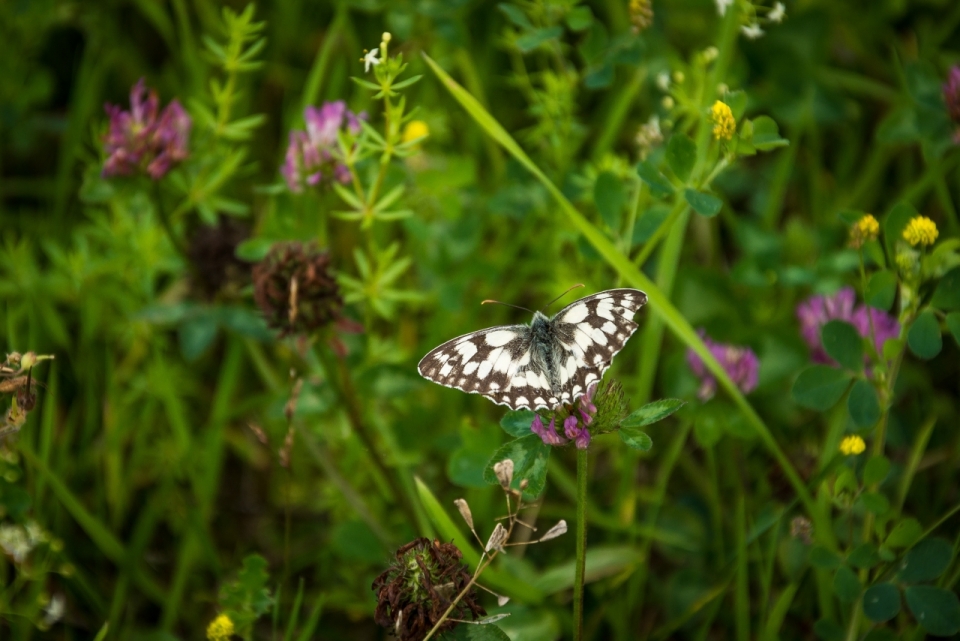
[493,459,514,488]
[485,523,508,552]
[539,520,568,542]
[497,595,511,607]
[454,498,474,530]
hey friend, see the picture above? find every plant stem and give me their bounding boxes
[574,447,588,641]
[153,182,187,259]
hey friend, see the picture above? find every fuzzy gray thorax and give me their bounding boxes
[529,311,563,393]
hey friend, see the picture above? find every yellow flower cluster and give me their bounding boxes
[902,216,938,247]
[402,120,430,144]
[711,101,736,141]
[629,0,654,33]
[839,435,866,456]
[850,214,879,248]
[207,614,235,641]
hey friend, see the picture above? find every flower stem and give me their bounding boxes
[574,447,588,641]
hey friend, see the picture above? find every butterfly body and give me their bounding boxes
[418,289,647,411]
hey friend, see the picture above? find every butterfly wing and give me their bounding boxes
[417,325,538,410]
[550,288,647,404]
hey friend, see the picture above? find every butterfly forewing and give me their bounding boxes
[418,288,647,411]
[417,326,532,404]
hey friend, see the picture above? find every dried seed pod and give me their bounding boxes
[539,520,568,542]
[493,459,514,488]
[454,498,474,531]
[485,523,508,552]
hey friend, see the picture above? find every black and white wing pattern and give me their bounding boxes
[548,288,647,406]
[417,325,535,408]
[418,288,647,411]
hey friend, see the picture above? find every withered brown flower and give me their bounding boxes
[372,538,484,640]
[252,242,343,337]
[188,218,249,298]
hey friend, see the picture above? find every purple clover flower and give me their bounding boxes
[102,78,191,180]
[686,331,759,401]
[282,101,363,192]
[530,384,597,450]
[796,287,900,364]
[944,66,960,142]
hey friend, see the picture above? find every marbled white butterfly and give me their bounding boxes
[418,289,647,411]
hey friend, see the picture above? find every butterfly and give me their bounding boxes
[418,289,647,411]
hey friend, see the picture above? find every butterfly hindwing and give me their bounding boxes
[551,288,647,404]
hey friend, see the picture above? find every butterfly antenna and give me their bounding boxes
[481,300,534,314]
[542,283,585,312]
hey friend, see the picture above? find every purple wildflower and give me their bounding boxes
[686,331,759,401]
[282,101,363,192]
[102,78,191,180]
[530,385,597,450]
[944,66,960,142]
[531,415,566,446]
[796,287,900,364]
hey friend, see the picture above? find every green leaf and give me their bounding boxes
[861,491,891,515]
[500,410,537,438]
[621,399,686,428]
[821,320,864,371]
[863,455,891,486]
[813,619,844,641]
[482,434,551,498]
[725,90,747,119]
[533,545,643,594]
[636,160,674,198]
[515,26,564,52]
[792,366,851,410]
[683,189,722,217]
[867,270,898,311]
[862,583,901,623]
[448,424,502,488]
[832,566,861,602]
[179,313,220,361]
[595,171,627,229]
[907,309,942,359]
[898,538,953,583]
[848,380,880,428]
[947,312,960,346]
[220,555,273,634]
[848,543,881,569]
[666,134,696,183]
[751,116,789,151]
[618,427,652,451]
[863,629,898,641]
[810,546,841,570]
[931,266,960,310]
[905,586,960,636]
[885,518,922,548]
[498,3,532,28]
[565,5,593,30]
[883,201,918,262]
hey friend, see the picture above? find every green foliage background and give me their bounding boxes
[2,0,960,639]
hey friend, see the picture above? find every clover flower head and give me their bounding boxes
[796,287,899,364]
[531,414,567,446]
[768,2,786,23]
[207,614,235,641]
[839,435,866,456]
[530,384,598,449]
[686,331,759,400]
[102,78,191,180]
[629,0,654,33]
[281,101,363,192]
[850,214,880,248]
[740,23,765,39]
[711,101,736,140]
[944,66,960,123]
[902,216,939,247]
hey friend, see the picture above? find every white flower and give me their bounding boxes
[741,23,765,39]
[768,2,785,22]
[43,594,65,627]
[715,0,734,15]
[363,48,381,73]
[656,71,671,91]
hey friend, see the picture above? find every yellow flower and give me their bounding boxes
[839,435,866,456]
[402,120,430,145]
[711,101,736,140]
[850,214,879,248]
[629,0,653,34]
[902,216,938,247]
[207,614,235,641]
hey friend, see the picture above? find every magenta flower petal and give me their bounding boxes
[282,101,360,192]
[686,330,760,400]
